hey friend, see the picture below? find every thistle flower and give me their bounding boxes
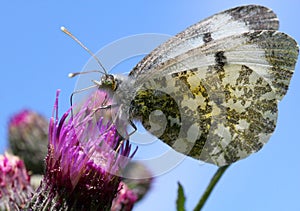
[111,162,153,210]
[122,161,153,201]
[111,182,138,211]
[27,90,136,211]
[8,109,48,174]
[0,153,33,210]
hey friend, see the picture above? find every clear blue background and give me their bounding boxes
[1,1,299,210]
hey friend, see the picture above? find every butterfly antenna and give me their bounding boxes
[60,26,107,75]
[68,70,103,78]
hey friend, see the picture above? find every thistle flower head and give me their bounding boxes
[111,182,138,211]
[8,109,48,174]
[28,90,136,210]
[123,161,153,201]
[0,153,33,210]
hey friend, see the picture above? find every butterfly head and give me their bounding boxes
[96,74,118,91]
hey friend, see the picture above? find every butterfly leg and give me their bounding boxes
[69,84,98,117]
[93,103,137,152]
[128,119,137,136]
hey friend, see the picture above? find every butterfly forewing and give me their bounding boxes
[129,5,279,78]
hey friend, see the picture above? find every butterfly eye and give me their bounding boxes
[100,74,117,90]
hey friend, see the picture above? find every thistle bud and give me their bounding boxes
[111,182,138,211]
[8,109,48,174]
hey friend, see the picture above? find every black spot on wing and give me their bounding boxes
[203,32,213,43]
[215,51,227,67]
[214,51,227,79]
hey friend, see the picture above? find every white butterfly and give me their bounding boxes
[67,5,299,166]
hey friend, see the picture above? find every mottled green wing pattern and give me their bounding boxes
[127,6,298,166]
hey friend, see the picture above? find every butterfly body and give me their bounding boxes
[95,5,298,166]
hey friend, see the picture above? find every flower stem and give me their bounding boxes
[193,165,230,211]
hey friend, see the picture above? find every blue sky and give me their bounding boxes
[1,1,300,210]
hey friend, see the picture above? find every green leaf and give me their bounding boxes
[176,182,186,211]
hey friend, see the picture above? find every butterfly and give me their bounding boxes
[65,5,299,166]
